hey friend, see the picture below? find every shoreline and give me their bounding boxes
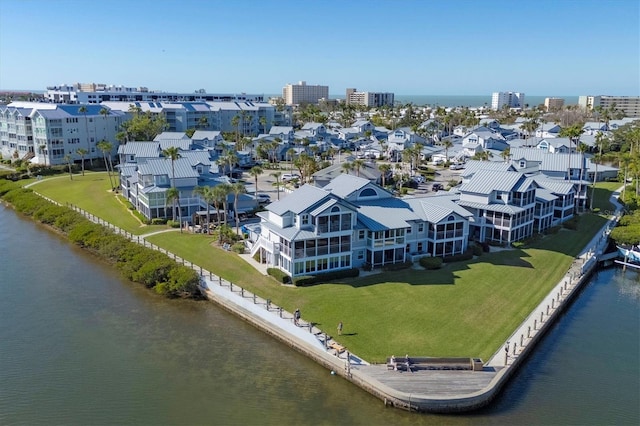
[4,181,624,413]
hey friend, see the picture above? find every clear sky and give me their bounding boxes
[1,0,638,96]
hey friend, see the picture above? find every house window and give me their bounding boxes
[301,215,309,225]
[406,226,412,234]
[358,230,365,240]
[418,224,424,232]
[519,160,525,168]
[357,250,364,260]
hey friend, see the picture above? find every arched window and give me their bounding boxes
[359,188,377,198]
[447,215,455,222]
[331,206,340,213]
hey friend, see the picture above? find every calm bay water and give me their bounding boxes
[0,203,638,425]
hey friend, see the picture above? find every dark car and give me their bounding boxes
[432,183,444,192]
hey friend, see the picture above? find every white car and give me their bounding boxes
[449,163,465,170]
[281,173,301,182]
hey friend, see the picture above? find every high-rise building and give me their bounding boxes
[578,95,640,117]
[345,88,394,108]
[491,92,525,110]
[544,97,565,111]
[282,81,329,105]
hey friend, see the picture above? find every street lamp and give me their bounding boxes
[505,341,510,366]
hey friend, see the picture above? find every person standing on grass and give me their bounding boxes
[294,308,300,325]
[337,321,343,335]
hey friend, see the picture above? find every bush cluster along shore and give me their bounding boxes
[0,180,200,298]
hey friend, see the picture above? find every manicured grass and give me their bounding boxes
[592,181,623,212]
[147,213,607,363]
[31,174,612,363]
[27,172,165,235]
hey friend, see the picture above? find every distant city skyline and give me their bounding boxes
[1,0,638,96]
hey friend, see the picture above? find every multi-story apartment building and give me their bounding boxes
[45,83,265,104]
[345,88,395,107]
[544,97,565,111]
[282,81,329,105]
[0,103,123,165]
[251,174,472,278]
[491,92,525,110]
[102,101,280,134]
[578,95,640,117]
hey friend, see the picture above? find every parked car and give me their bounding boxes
[412,175,425,184]
[449,163,465,170]
[432,183,444,192]
[281,173,301,182]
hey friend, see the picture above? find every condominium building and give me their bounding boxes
[45,83,265,104]
[491,92,525,110]
[578,95,640,117]
[345,88,395,107]
[544,97,565,111]
[282,81,329,105]
[0,102,123,166]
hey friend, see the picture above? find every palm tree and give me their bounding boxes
[500,147,511,163]
[287,147,296,173]
[212,184,229,229]
[249,166,263,199]
[559,124,584,184]
[78,105,93,166]
[64,154,73,180]
[576,142,589,211]
[270,171,282,200]
[378,163,391,187]
[97,140,115,190]
[198,116,209,130]
[76,148,88,176]
[162,146,182,232]
[39,144,47,166]
[352,159,365,177]
[443,140,453,163]
[341,162,353,174]
[590,132,608,210]
[231,182,246,235]
[165,187,180,222]
[193,185,215,234]
[231,115,240,143]
[259,116,267,135]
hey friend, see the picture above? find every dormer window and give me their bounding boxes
[519,160,526,168]
[301,214,309,225]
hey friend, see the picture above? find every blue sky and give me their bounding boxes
[1,0,638,96]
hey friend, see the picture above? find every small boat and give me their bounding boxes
[617,245,640,263]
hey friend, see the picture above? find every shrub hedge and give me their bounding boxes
[0,180,200,299]
[293,268,360,287]
[382,260,413,272]
[442,248,474,263]
[419,256,443,269]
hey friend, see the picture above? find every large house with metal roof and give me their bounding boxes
[251,174,472,278]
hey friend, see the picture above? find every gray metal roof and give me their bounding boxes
[535,188,558,202]
[118,142,162,158]
[458,170,527,195]
[457,200,526,214]
[323,173,372,197]
[137,157,199,179]
[260,220,317,241]
[153,132,189,142]
[532,177,575,195]
[461,160,515,177]
[356,198,421,230]
[309,198,337,217]
[266,184,331,215]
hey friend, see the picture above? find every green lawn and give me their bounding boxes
[146,213,606,363]
[27,172,165,235]
[31,174,612,363]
